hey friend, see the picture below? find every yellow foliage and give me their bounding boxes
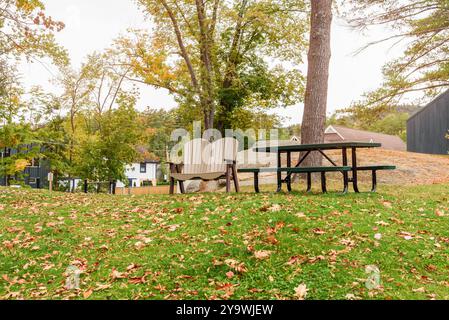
[15,0,44,13]
[145,128,157,136]
[14,159,30,172]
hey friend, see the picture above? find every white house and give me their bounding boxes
[116,161,159,188]
[62,160,159,191]
[115,146,160,188]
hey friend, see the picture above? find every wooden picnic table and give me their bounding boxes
[254,142,382,193]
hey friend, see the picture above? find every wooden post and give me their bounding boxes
[226,164,232,193]
[232,165,240,193]
[110,181,117,195]
[48,172,54,192]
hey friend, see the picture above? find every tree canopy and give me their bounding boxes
[0,0,68,66]
[115,0,307,130]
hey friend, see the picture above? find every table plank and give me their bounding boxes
[254,142,382,153]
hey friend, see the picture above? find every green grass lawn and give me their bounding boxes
[1,184,449,300]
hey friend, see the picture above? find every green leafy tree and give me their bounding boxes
[0,61,36,185]
[369,113,409,141]
[0,58,23,125]
[75,95,143,185]
[0,0,67,185]
[0,123,39,185]
[328,109,410,142]
[36,116,70,187]
[22,85,61,126]
[140,108,177,161]
[56,64,97,177]
[47,49,141,184]
[279,123,301,140]
[84,52,133,116]
[115,0,307,130]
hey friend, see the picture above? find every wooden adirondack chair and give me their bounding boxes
[169,138,240,194]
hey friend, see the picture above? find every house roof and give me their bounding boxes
[325,125,406,151]
[290,136,300,142]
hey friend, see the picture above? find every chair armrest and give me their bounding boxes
[169,163,184,174]
[224,159,237,165]
[168,160,183,166]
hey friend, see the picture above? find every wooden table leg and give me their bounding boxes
[179,181,185,194]
[169,178,175,195]
[276,151,282,193]
[226,165,231,193]
[232,165,240,193]
[351,147,360,193]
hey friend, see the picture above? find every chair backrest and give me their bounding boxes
[182,138,239,174]
[183,138,210,174]
[205,137,239,173]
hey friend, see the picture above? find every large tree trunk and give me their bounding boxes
[301,0,332,167]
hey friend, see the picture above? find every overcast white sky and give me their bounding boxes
[20,0,404,126]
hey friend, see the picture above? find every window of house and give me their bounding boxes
[140,163,147,173]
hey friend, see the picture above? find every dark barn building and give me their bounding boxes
[0,148,50,189]
[407,90,449,155]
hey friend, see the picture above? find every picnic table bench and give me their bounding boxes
[238,142,396,193]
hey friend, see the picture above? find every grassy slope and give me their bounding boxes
[1,184,449,300]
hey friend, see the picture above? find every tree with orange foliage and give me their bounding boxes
[0,0,67,66]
